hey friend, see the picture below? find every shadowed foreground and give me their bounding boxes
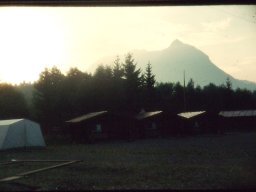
[0,131,256,190]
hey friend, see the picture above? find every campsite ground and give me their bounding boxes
[0,131,256,190]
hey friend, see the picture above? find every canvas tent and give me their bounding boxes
[0,119,46,150]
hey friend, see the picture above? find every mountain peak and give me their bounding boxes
[170,39,184,47]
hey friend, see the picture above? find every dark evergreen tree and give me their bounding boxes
[33,66,65,132]
[155,82,174,113]
[63,67,92,117]
[186,78,195,111]
[112,56,125,112]
[0,83,29,119]
[16,82,35,118]
[202,83,224,112]
[123,53,142,112]
[113,56,124,80]
[173,82,185,112]
[143,61,156,110]
[194,85,203,110]
[145,61,155,90]
[226,76,232,90]
[234,88,254,109]
[224,76,234,110]
[253,90,256,108]
[92,65,114,110]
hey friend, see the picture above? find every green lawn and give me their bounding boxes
[0,132,256,190]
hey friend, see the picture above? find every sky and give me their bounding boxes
[0,5,255,84]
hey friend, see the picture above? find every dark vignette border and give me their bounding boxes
[0,0,255,6]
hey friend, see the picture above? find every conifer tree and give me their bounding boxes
[143,61,156,110]
[113,56,124,80]
[123,53,142,112]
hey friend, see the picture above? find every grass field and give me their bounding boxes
[0,131,256,190]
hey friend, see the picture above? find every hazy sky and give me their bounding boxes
[0,5,255,84]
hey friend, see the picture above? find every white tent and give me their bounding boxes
[0,119,46,150]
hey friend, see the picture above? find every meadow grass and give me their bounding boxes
[0,131,255,190]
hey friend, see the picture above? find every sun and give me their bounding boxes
[0,7,68,84]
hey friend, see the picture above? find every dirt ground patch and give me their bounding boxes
[0,131,256,190]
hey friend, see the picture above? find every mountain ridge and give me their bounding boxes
[93,40,256,91]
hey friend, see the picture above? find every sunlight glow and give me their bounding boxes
[0,7,68,84]
[0,6,255,84]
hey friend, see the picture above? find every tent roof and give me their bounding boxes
[177,111,206,119]
[0,119,23,126]
[136,111,163,120]
[219,110,256,117]
[66,111,108,123]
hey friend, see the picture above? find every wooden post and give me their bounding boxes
[0,160,82,182]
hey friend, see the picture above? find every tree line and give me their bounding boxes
[1,53,256,133]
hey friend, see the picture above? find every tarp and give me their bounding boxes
[0,119,46,150]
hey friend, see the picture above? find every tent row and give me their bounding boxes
[65,109,256,143]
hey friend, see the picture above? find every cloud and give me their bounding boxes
[201,17,231,32]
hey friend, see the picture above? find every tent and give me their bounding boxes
[0,119,46,150]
